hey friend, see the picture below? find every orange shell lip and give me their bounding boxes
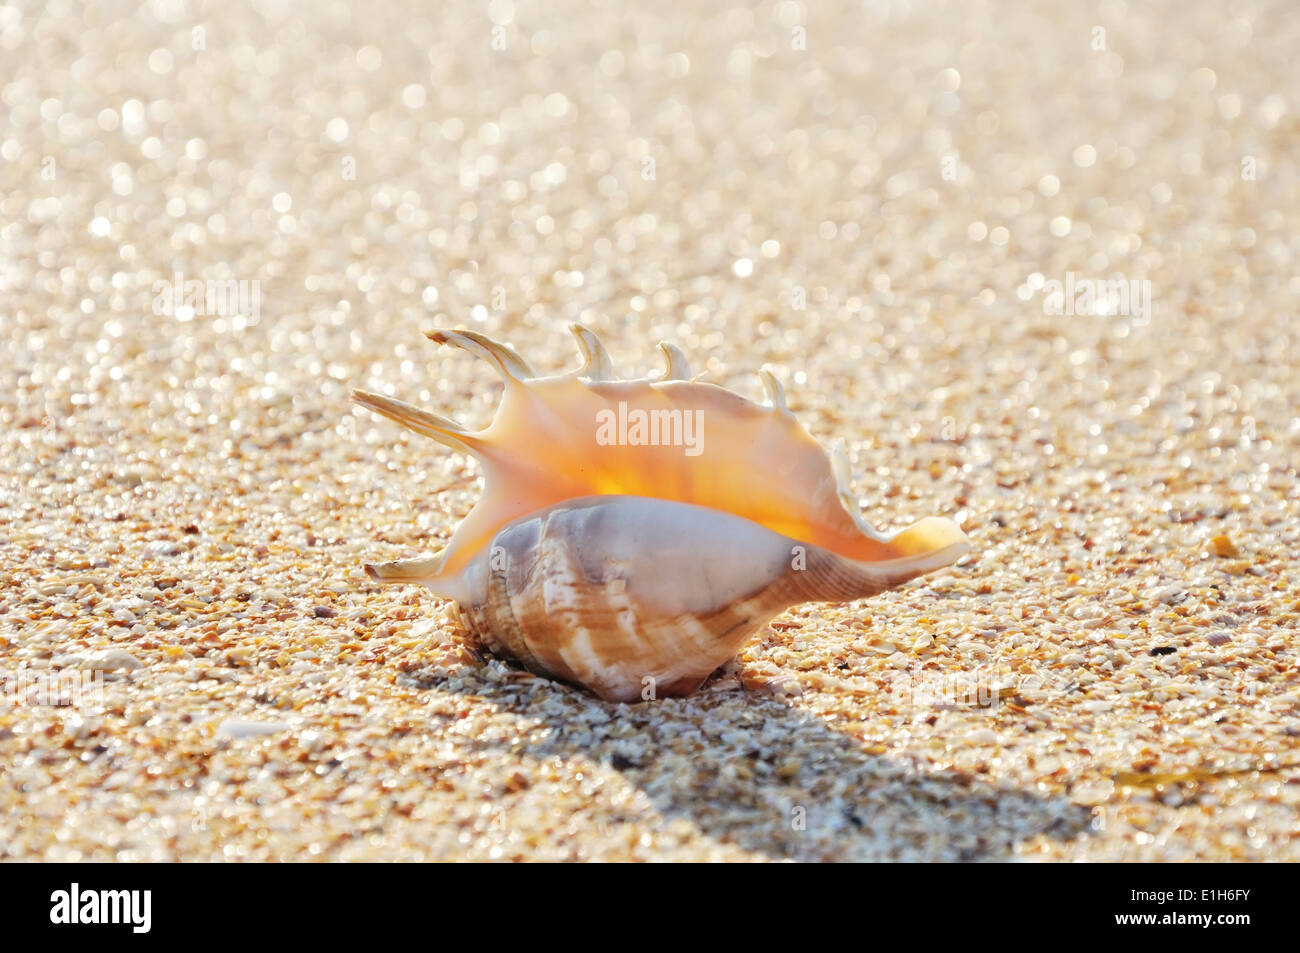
[354,324,972,587]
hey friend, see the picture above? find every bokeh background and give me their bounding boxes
[1,0,1296,860]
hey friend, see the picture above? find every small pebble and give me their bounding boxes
[217,719,290,739]
[82,649,144,672]
[1209,534,1240,557]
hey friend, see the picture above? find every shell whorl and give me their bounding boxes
[453,495,968,701]
[354,326,972,701]
[458,496,793,700]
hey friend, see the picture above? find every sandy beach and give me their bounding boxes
[1,0,1297,861]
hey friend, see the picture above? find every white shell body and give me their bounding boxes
[450,495,967,701]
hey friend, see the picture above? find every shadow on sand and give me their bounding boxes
[411,664,1092,861]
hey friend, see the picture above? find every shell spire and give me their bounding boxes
[425,328,537,383]
[657,341,692,381]
[570,323,615,380]
[349,390,483,457]
[757,367,790,415]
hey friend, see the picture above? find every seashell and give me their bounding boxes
[353,326,970,702]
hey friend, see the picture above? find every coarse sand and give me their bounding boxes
[1,0,1297,860]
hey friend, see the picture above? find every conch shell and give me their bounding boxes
[354,326,970,702]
